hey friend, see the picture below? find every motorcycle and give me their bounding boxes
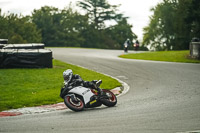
[124,45,128,53]
[133,43,139,51]
[63,80,117,112]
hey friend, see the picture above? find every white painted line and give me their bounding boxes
[65,62,130,97]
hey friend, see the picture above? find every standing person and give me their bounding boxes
[124,38,131,53]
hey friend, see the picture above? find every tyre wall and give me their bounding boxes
[0,49,52,68]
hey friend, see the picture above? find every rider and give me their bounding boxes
[60,69,102,98]
[123,38,131,52]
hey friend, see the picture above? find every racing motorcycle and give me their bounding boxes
[63,80,117,112]
[124,45,128,53]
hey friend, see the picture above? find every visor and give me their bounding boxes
[64,76,70,81]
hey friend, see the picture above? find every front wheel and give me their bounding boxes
[101,89,117,107]
[64,95,84,112]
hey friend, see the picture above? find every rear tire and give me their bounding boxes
[64,95,84,112]
[101,89,117,107]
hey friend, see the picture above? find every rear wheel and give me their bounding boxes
[64,95,84,112]
[101,89,117,107]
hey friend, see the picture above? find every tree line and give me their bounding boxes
[143,0,200,51]
[0,10,42,44]
[1,0,199,50]
[0,0,137,49]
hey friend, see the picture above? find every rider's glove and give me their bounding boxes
[88,82,96,89]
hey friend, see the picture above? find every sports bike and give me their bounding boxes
[63,80,117,112]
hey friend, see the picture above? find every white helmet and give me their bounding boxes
[63,69,73,84]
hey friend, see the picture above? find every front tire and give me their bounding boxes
[101,89,117,107]
[64,95,84,112]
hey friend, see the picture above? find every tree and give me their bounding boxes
[143,0,200,51]
[143,0,178,51]
[30,2,136,49]
[0,9,42,44]
[77,0,137,49]
[106,18,137,49]
[32,6,88,47]
[183,0,200,42]
[60,6,89,47]
[77,0,122,30]
[32,6,60,46]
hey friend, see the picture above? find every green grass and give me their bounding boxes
[119,50,200,63]
[0,60,121,111]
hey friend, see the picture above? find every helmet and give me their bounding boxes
[63,69,73,83]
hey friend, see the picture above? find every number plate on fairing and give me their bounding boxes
[69,86,94,104]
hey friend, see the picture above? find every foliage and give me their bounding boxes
[77,0,122,30]
[106,18,137,49]
[31,6,87,47]
[1,0,199,50]
[0,9,42,44]
[31,2,136,49]
[76,0,137,49]
[119,50,200,63]
[0,1,137,49]
[0,60,121,111]
[143,0,200,51]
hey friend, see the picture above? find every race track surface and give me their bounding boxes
[1,48,200,133]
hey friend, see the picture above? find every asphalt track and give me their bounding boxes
[0,48,200,133]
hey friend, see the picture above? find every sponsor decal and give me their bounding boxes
[90,100,97,105]
[82,89,90,95]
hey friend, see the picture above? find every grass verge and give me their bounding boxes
[0,59,121,112]
[119,50,200,63]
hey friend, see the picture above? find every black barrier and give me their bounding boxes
[0,39,8,44]
[0,49,52,68]
[0,44,4,49]
[0,39,8,49]
[2,43,45,49]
